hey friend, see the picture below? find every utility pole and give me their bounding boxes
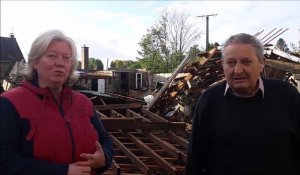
[197,14,217,50]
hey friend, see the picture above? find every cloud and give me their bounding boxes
[1,1,299,65]
[164,1,300,47]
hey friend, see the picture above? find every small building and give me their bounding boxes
[0,33,26,91]
[76,69,152,99]
[76,69,112,93]
[111,69,152,98]
[75,44,153,99]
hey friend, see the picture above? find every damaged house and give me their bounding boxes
[0,33,26,92]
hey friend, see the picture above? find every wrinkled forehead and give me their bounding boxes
[223,43,256,54]
[44,40,74,61]
[222,43,263,61]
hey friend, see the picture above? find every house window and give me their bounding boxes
[136,73,142,89]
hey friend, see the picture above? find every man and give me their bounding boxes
[185,33,300,175]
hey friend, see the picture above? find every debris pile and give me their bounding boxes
[97,103,188,175]
[147,44,300,122]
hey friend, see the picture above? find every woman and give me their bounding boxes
[0,29,114,175]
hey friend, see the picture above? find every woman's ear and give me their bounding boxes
[32,60,38,70]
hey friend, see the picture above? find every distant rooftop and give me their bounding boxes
[0,36,25,62]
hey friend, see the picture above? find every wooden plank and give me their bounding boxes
[97,111,108,118]
[109,133,151,175]
[126,132,178,175]
[117,163,160,169]
[141,108,168,122]
[127,109,151,122]
[147,54,194,110]
[95,103,142,111]
[167,132,189,149]
[170,91,178,98]
[184,73,194,81]
[99,97,106,105]
[111,160,120,175]
[265,59,300,73]
[145,132,185,161]
[111,110,126,118]
[101,118,186,131]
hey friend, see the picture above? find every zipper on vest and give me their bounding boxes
[51,90,76,163]
[65,120,76,162]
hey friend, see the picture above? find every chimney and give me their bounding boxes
[81,45,89,70]
[9,33,14,38]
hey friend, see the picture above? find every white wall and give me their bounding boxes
[98,79,105,93]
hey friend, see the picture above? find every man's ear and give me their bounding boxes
[260,57,266,74]
[261,57,266,68]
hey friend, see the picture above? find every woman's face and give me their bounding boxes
[33,41,73,89]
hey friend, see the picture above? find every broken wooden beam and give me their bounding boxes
[101,118,186,131]
[110,133,151,175]
[126,132,179,175]
[95,103,142,111]
[145,132,186,161]
[265,59,300,73]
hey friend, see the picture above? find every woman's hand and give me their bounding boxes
[75,141,106,169]
[67,163,91,175]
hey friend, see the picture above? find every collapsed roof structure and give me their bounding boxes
[147,28,300,120]
[90,44,300,174]
[1,29,299,175]
[100,30,300,174]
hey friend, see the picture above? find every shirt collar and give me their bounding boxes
[224,77,264,98]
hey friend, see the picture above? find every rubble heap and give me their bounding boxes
[148,45,300,122]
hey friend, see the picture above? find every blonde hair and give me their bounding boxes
[22,29,78,85]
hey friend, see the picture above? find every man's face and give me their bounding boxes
[222,43,265,95]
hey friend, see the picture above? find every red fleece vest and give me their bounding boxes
[3,84,99,164]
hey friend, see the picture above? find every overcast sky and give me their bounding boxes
[1,1,300,69]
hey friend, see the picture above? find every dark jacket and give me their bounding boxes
[0,80,114,175]
[185,79,300,175]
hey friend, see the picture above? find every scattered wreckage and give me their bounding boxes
[83,44,300,175]
[2,29,300,174]
[147,45,300,122]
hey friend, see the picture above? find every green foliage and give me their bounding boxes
[110,60,141,70]
[198,42,217,52]
[290,41,300,55]
[137,9,201,73]
[127,61,142,69]
[89,58,104,70]
[188,45,201,61]
[276,38,289,52]
[276,38,300,56]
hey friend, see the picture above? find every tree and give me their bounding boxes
[110,60,141,69]
[137,9,202,73]
[89,58,104,70]
[290,41,300,56]
[188,44,201,61]
[276,38,289,52]
[127,61,142,69]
